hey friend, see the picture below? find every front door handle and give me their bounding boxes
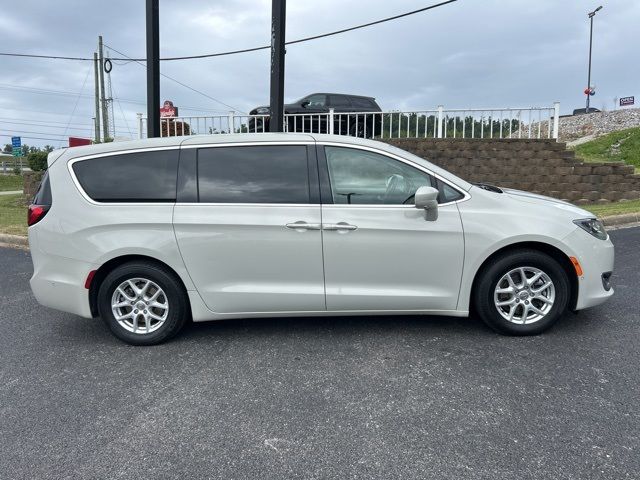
[322,222,358,231]
[285,221,321,231]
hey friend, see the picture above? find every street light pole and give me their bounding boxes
[146,0,160,138]
[269,0,286,132]
[586,6,602,114]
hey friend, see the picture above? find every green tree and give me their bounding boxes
[27,151,49,172]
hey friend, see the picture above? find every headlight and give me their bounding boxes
[573,218,607,240]
[256,107,270,114]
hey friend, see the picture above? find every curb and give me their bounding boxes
[0,233,28,247]
[601,213,640,227]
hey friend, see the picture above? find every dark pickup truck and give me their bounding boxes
[249,93,382,137]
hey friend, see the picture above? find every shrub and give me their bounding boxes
[27,151,49,172]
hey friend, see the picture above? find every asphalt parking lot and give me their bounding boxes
[1,226,638,479]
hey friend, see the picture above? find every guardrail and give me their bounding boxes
[138,103,560,141]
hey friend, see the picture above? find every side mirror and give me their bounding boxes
[414,186,439,221]
[301,101,310,108]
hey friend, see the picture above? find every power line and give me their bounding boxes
[0,119,130,134]
[1,129,83,138]
[0,133,74,143]
[62,65,92,139]
[0,84,228,113]
[0,1,458,62]
[103,43,244,113]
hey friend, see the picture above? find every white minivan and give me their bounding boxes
[28,134,614,345]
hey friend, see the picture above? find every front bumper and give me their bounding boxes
[564,227,615,310]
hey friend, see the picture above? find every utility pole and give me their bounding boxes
[146,0,161,138]
[586,6,603,114]
[93,52,101,143]
[98,36,109,140]
[269,0,286,132]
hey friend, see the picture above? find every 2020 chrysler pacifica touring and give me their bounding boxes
[28,133,614,345]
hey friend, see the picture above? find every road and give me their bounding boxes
[0,227,638,479]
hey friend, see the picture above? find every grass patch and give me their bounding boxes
[0,174,24,192]
[573,127,640,170]
[0,193,27,236]
[583,199,640,218]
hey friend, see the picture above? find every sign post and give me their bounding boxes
[11,136,22,157]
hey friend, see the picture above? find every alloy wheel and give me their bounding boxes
[111,277,169,334]
[493,266,555,324]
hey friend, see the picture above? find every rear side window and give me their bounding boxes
[197,145,309,204]
[72,150,179,202]
[329,95,352,108]
[33,170,52,205]
[351,97,377,109]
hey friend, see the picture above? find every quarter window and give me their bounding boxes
[197,145,310,204]
[324,146,433,205]
[72,150,179,202]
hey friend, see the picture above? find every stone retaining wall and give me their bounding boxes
[385,138,640,204]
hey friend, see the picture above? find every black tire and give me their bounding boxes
[97,261,188,346]
[473,250,570,335]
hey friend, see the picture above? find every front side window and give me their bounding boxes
[304,94,327,108]
[324,146,433,205]
[197,145,309,204]
[73,150,179,202]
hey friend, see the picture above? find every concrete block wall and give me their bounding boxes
[385,138,640,204]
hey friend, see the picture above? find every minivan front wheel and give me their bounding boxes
[98,262,188,345]
[473,250,570,335]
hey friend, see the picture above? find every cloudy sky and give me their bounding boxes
[0,0,638,148]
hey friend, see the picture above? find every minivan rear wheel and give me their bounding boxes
[473,250,570,335]
[97,261,188,345]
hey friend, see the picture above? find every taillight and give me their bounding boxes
[28,204,50,226]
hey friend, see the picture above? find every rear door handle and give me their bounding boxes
[322,222,358,231]
[285,221,321,231]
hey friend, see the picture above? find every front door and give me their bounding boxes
[319,145,465,312]
[173,143,325,314]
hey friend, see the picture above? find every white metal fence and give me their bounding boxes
[138,103,560,141]
[1,157,29,173]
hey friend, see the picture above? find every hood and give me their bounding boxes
[502,188,594,218]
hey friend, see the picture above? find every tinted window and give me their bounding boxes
[33,170,52,205]
[437,178,465,203]
[73,150,178,202]
[329,95,352,108]
[324,146,433,205]
[305,94,327,107]
[351,97,376,109]
[198,146,309,204]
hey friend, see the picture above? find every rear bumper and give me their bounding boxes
[29,229,95,318]
[564,228,615,310]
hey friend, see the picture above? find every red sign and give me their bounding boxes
[160,100,178,118]
[68,137,92,147]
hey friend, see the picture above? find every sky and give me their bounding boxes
[0,0,638,148]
